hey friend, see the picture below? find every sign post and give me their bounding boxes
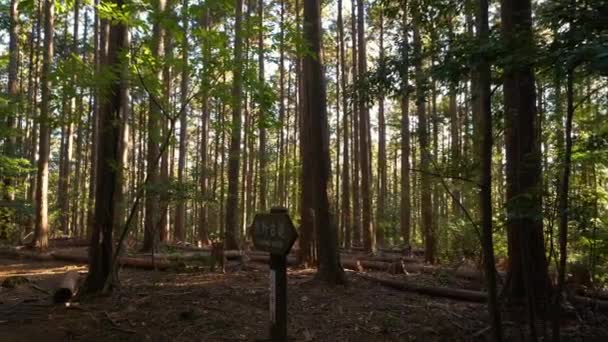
[251,206,298,342]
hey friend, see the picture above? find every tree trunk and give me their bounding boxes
[83,0,126,293]
[400,1,411,247]
[302,0,345,284]
[3,0,20,202]
[337,0,351,249]
[356,0,375,254]
[175,0,189,242]
[257,0,267,213]
[502,0,551,316]
[477,0,502,339]
[376,6,386,248]
[32,0,55,250]
[350,0,361,248]
[225,0,244,250]
[142,0,167,252]
[412,1,434,263]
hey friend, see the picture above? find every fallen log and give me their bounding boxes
[247,254,299,266]
[570,295,608,312]
[340,258,485,280]
[358,273,488,303]
[53,271,80,303]
[50,252,174,270]
[0,247,54,261]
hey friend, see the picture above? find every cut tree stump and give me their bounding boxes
[53,271,80,303]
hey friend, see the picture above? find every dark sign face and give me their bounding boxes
[251,213,298,255]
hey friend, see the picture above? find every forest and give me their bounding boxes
[0,0,607,340]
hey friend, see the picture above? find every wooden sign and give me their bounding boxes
[251,207,296,342]
[251,209,298,255]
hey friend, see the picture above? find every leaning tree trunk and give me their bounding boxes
[302,0,345,284]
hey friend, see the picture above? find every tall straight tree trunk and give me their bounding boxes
[87,0,102,239]
[502,0,551,316]
[142,0,167,252]
[3,0,20,202]
[356,0,374,253]
[26,0,42,235]
[277,0,286,206]
[257,0,267,212]
[302,0,345,284]
[83,0,127,293]
[32,0,54,249]
[225,0,244,250]
[376,6,386,247]
[337,0,351,249]
[478,0,502,339]
[175,0,189,242]
[350,0,361,247]
[400,0,411,247]
[197,6,211,247]
[159,6,174,242]
[412,1,434,263]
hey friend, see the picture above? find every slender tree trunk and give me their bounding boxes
[175,0,189,242]
[302,0,345,284]
[478,0,502,339]
[412,1,434,263]
[350,0,361,248]
[257,0,267,213]
[3,0,20,202]
[376,6,386,247]
[356,0,375,254]
[400,1,411,247]
[337,0,351,249]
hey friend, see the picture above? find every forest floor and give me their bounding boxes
[1,253,607,341]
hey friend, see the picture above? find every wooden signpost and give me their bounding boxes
[251,207,298,342]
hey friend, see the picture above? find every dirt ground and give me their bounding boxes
[1,257,607,342]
